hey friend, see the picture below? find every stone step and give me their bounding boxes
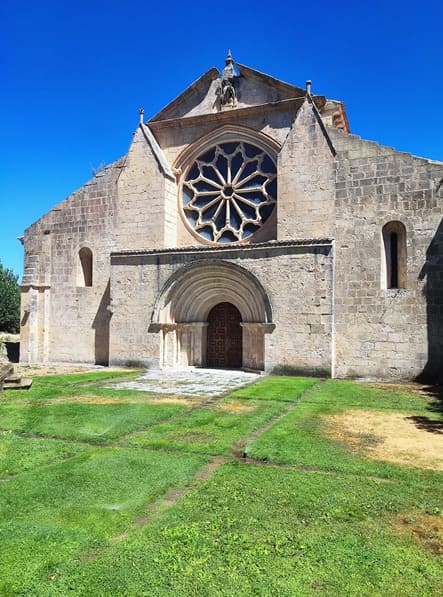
[4,375,21,383]
[4,378,33,390]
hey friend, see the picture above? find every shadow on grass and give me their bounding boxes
[422,384,443,414]
[406,416,443,434]
[402,383,443,434]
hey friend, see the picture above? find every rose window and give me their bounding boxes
[182,142,277,243]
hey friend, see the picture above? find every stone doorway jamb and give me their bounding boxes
[240,322,275,370]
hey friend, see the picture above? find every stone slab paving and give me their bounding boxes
[111,367,260,397]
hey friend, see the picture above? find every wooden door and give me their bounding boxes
[207,302,242,368]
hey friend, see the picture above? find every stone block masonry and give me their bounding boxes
[19,54,443,381]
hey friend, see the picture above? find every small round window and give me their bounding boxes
[182,141,277,243]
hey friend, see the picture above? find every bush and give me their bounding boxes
[0,261,20,333]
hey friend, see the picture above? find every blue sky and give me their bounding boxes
[1,0,442,277]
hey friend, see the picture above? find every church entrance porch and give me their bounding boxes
[207,302,242,368]
[152,260,274,371]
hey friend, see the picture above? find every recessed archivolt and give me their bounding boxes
[152,260,272,324]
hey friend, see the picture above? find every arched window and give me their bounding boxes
[79,247,93,287]
[382,221,406,289]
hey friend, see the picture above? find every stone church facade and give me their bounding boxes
[20,54,443,380]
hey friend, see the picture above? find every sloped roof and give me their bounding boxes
[236,63,306,99]
[150,68,219,122]
[147,57,350,133]
[149,60,313,123]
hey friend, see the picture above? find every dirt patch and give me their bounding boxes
[141,395,205,406]
[367,382,431,396]
[395,513,443,555]
[48,395,138,405]
[216,401,256,414]
[13,364,131,377]
[325,410,443,471]
[74,394,197,406]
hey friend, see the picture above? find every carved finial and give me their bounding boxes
[218,50,237,108]
[139,108,144,125]
[306,80,312,96]
[222,49,236,78]
[172,166,182,179]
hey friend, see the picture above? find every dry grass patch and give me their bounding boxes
[367,382,431,396]
[12,394,202,407]
[395,513,443,555]
[216,401,257,414]
[50,395,135,405]
[14,364,130,377]
[325,410,443,471]
[144,395,205,406]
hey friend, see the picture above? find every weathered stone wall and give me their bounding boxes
[149,106,297,248]
[278,101,336,240]
[151,106,295,174]
[116,126,178,251]
[329,127,443,380]
[109,244,333,374]
[108,253,163,367]
[21,123,175,364]
[20,64,443,380]
[21,160,123,363]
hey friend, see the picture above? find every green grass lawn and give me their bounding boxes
[0,431,90,477]
[0,448,206,595]
[0,371,441,596]
[36,464,442,597]
[245,380,442,480]
[0,401,187,443]
[230,375,318,401]
[123,397,287,456]
[6,370,143,401]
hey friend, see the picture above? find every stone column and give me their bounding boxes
[158,322,208,367]
[20,285,51,363]
[240,323,275,371]
[177,323,208,367]
[161,324,177,367]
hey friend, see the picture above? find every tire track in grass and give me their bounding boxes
[81,457,228,563]
[231,378,326,459]
[109,456,228,544]
[229,457,395,483]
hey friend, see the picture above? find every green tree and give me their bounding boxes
[0,261,20,333]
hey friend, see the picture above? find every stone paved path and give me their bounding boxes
[111,367,260,397]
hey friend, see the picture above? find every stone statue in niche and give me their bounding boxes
[220,78,236,106]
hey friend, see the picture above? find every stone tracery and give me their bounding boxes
[182,141,277,243]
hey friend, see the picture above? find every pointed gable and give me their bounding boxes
[148,54,349,137]
[150,61,310,123]
[150,68,220,122]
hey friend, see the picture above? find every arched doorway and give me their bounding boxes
[207,302,242,368]
[152,261,274,370]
